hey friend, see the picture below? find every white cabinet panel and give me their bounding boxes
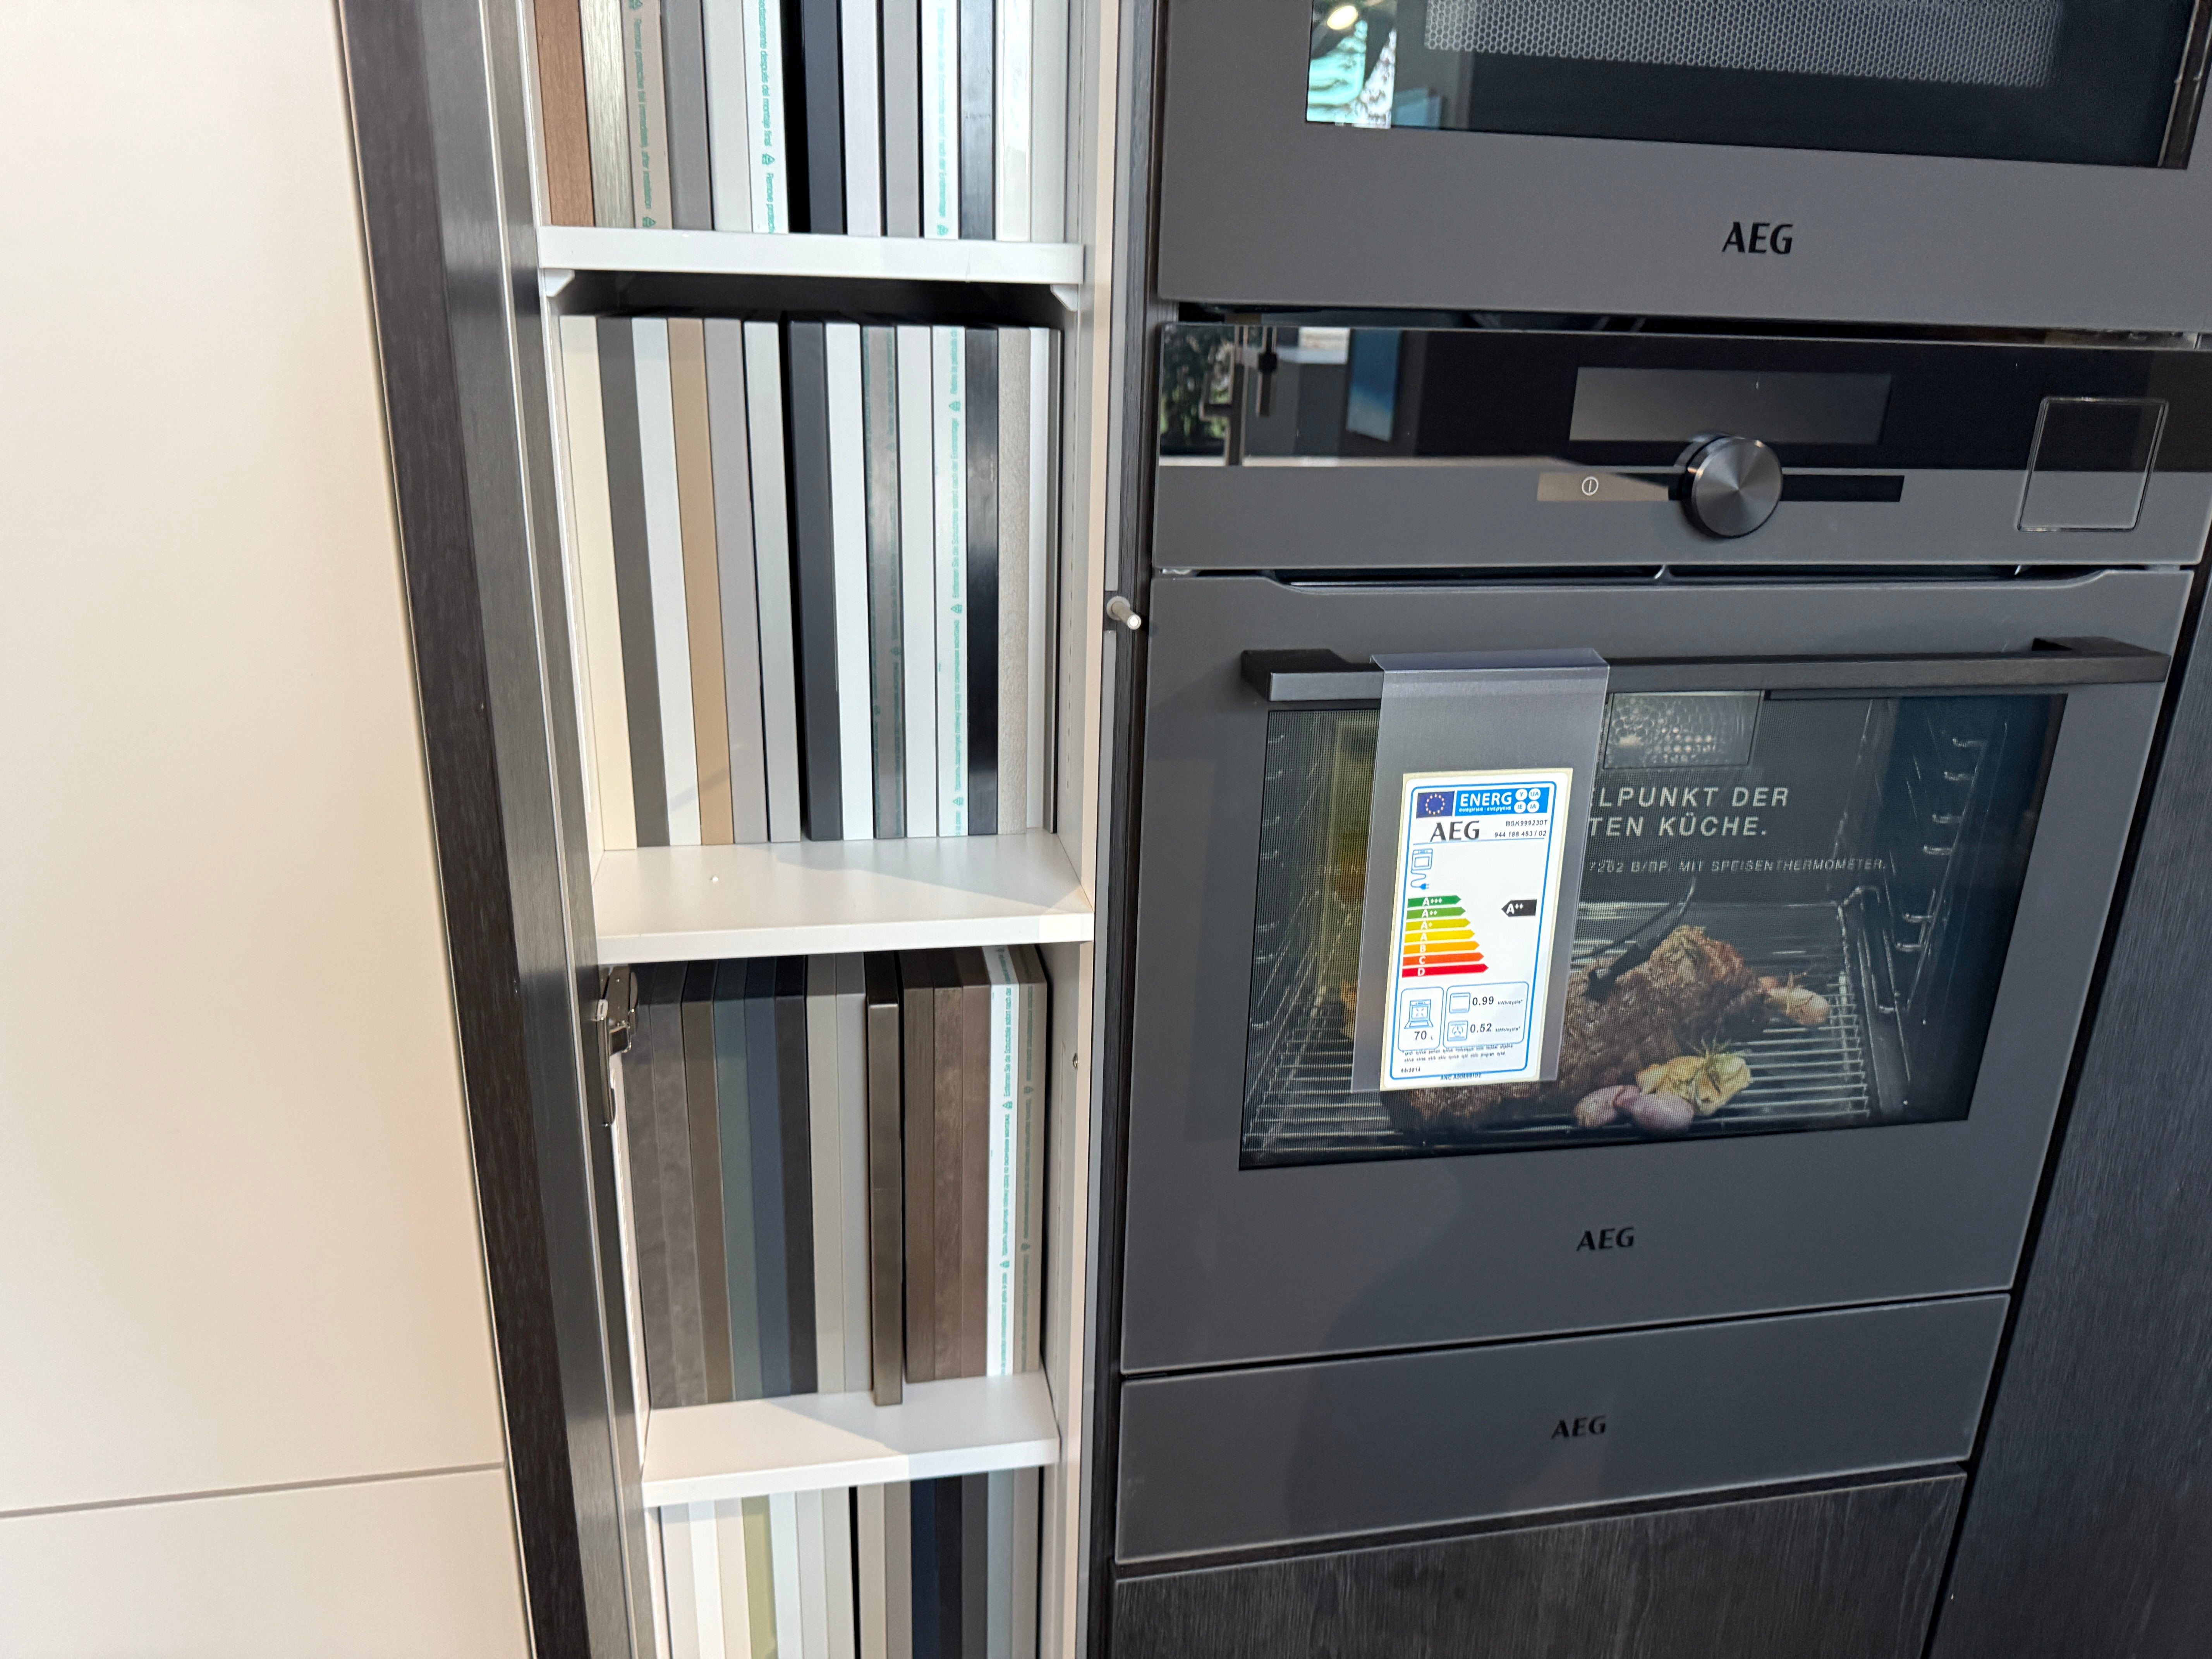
[0,1469,528,1659]
[0,0,505,1511]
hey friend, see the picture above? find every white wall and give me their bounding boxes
[0,2,529,1650]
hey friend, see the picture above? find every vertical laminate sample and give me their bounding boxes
[532,0,596,224]
[662,0,713,227]
[745,956,793,1397]
[836,953,873,1392]
[1112,1474,1964,1659]
[653,956,708,1406]
[957,0,993,237]
[713,959,765,1400]
[902,951,944,1383]
[930,327,967,834]
[625,964,679,1407]
[840,0,884,234]
[827,321,876,838]
[807,955,849,1393]
[882,0,924,235]
[896,325,938,835]
[701,0,754,229]
[995,327,1028,835]
[556,314,637,850]
[912,1476,942,1659]
[682,960,735,1401]
[622,0,672,226]
[580,0,635,225]
[743,320,804,842]
[865,952,906,1404]
[634,316,702,844]
[705,318,770,843]
[799,0,845,230]
[956,949,992,1380]
[963,329,998,834]
[932,952,967,1378]
[787,321,845,839]
[776,953,819,1393]
[598,316,669,844]
[863,325,907,837]
[670,316,735,844]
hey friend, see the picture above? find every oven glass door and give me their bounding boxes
[1306,0,2208,167]
[1245,691,2056,1167]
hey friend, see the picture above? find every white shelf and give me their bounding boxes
[595,828,1093,962]
[538,225,1084,285]
[642,1373,1060,1506]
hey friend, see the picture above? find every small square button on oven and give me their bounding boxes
[2020,397,2166,532]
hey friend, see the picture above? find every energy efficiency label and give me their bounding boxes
[1379,768,1575,1090]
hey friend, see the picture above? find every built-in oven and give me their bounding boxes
[1109,323,2212,1565]
[1154,0,2212,328]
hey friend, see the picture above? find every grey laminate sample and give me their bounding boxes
[661,0,713,227]
[596,316,669,845]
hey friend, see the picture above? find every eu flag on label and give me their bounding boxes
[1416,791,1454,818]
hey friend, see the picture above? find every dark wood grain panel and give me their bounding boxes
[336,1,644,1653]
[1113,1475,1962,1659]
[1930,577,2212,1659]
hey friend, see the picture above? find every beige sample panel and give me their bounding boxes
[0,0,523,1640]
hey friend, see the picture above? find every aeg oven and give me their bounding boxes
[1110,322,2212,1563]
[1153,0,2212,330]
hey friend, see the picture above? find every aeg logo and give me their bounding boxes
[1723,222,1794,255]
[1552,1416,1607,1439]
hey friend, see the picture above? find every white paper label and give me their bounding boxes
[1379,768,1575,1091]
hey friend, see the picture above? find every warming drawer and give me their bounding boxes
[1115,1295,2006,1561]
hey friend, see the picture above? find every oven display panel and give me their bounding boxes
[1242,692,2059,1168]
[1379,770,1573,1089]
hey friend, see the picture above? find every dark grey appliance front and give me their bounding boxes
[1120,570,2180,1379]
[1154,325,2212,572]
[1117,1296,2006,1558]
[1156,0,2212,328]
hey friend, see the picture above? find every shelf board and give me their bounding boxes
[537,225,1084,285]
[594,829,1093,962]
[643,1372,1060,1506]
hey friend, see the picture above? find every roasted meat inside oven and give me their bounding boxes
[1397,924,1769,1130]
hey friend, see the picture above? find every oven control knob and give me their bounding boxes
[1683,436,1783,538]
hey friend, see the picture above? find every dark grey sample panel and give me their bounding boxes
[1112,1473,1964,1659]
[1930,598,2212,1659]
[1116,1296,2001,1559]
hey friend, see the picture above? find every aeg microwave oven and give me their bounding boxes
[1154,0,2212,330]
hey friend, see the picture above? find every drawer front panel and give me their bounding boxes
[1116,1296,2002,1561]
[1112,1473,1965,1659]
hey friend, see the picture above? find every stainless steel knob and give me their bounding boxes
[1683,436,1783,538]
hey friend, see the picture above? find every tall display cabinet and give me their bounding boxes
[334,0,1151,1652]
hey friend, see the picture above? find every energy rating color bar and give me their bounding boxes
[1400,895,1488,978]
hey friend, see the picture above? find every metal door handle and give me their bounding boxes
[1241,637,2169,704]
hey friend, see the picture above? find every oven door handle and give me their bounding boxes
[1241,637,2171,704]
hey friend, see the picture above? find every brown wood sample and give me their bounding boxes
[529,0,596,225]
[669,316,735,843]
[902,951,943,1384]
[955,948,991,1380]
